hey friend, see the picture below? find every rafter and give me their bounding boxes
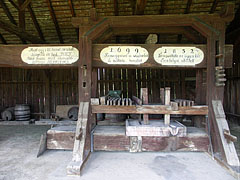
[19,0,31,11]
[0,18,45,43]
[185,0,192,14]
[0,33,7,44]
[134,0,147,15]
[159,0,165,14]
[27,4,45,41]
[114,0,118,16]
[0,0,17,25]
[18,0,25,30]
[210,0,219,14]
[0,0,26,43]
[46,0,63,43]
[8,0,19,10]
[68,0,78,39]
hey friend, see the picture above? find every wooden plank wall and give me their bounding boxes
[0,68,78,118]
[97,68,196,103]
[225,63,240,115]
[0,67,197,118]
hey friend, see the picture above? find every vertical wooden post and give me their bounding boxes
[67,28,93,176]
[140,88,149,125]
[164,87,170,125]
[160,88,165,104]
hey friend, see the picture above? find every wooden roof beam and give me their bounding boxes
[134,0,147,15]
[68,0,78,39]
[8,0,19,10]
[19,0,31,11]
[185,0,192,14]
[18,0,26,30]
[114,0,118,16]
[0,0,26,43]
[0,0,17,25]
[0,33,7,44]
[27,4,45,42]
[0,18,45,43]
[210,0,219,14]
[46,0,64,43]
[159,0,165,14]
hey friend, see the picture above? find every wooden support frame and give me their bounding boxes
[68,5,236,175]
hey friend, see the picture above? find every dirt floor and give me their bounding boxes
[0,125,238,180]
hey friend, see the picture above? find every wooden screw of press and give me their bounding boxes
[140,88,149,125]
[164,87,170,125]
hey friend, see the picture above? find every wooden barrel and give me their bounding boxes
[14,104,30,121]
[1,107,15,121]
[67,107,79,121]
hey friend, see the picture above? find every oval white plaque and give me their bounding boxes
[21,46,79,64]
[154,47,204,66]
[100,46,149,65]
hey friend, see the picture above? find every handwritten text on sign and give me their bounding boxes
[100,46,149,64]
[154,47,204,66]
[21,46,79,64]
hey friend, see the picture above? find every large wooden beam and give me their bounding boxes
[46,0,63,43]
[27,4,45,42]
[0,44,233,68]
[0,18,45,44]
[92,105,208,115]
[212,100,239,166]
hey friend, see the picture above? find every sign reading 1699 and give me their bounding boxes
[100,46,149,65]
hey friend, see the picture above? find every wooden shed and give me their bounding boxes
[0,0,239,176]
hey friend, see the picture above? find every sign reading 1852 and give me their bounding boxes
[154,47,204,66]
[100,46,149,65]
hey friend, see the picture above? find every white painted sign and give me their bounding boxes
[154,47,204,66]
[21,46,79,64]
[100,46,149,65]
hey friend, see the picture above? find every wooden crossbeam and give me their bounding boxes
[210,0,219,14]
[0,33,7,44]
[27,4,45,42]
[185,0,192,14]
[92,105,208,115]
[159,0,165,14]
[0,18,45,43]
[46,0,63,43]
[19,0,31,11]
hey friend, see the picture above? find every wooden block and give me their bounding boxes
[35,119,77,126]
[141,88,149,125]
[126,119,186,137]
[47,126,75,150]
